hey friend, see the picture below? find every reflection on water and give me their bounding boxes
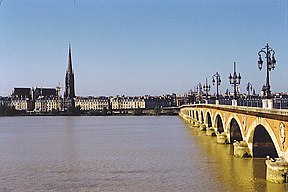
[0,116,287,192]
[185,122,288,192]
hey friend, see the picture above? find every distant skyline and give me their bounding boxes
[0,0,287,96]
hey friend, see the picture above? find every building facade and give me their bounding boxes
[75,96,110,111]
[34,98,58,112]
[110,96,146,110]
[33,87,57,100]
[10,99,34,111]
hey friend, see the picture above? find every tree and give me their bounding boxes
[132,107,142,116]
[0,105,17,116]
[102,107,108,116]
[67,105,81,116]
[0,104,4,116]
[154,105,161,115]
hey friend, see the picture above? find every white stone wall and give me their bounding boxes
[75,97,109,111]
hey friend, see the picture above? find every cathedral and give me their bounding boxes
[64,44,76,99]
[63,44,76,110]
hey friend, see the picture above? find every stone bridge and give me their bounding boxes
[179,104,288,183]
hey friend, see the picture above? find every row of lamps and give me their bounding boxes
[194,43,276,100]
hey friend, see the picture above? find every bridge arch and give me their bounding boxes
[247,119,280,158]
[205,111,213,128]
[226,114,243,143]
[200,110,204,124]
[195,110,199,121]
[215,113,224,133]
[180,105,288,162]
[229,118,243,143]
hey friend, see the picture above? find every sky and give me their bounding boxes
[0,0,287,97]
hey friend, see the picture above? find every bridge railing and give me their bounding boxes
[214,98,262,107]
[207,100,216,104]
[194,98,288,109]
[219,99,232,105]
[237,99,263,108]
[273,98,288,109]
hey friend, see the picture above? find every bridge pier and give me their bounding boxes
[266,157,288,183]
[206,127,216,136]
[233,141,251,157]
[180,104,288,184]
[232,99,237,106]
[189,119,194,126]
[194,121,200,127]
[188,118,195,124]
[199,123,206,131]
[262,99,273,109]
[216,132,228,144]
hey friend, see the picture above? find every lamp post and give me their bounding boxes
[196,83,202,101]
[246,82,253,98]
[212,72,221,99]
[203,77,211,100]
[229,62,241,99]
[257,43,276,99]
[188,89,193,104]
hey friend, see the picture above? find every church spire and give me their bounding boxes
[64,43,76,99]
[68,44,73,73]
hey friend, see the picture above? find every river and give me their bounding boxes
[0,116,286,191]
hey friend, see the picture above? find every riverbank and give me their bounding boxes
[0,109,178,117]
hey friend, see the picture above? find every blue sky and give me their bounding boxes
[0,0,287,96]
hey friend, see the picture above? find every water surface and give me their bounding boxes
[0,116,286,191]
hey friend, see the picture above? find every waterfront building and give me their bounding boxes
[34,98,47,112]
[33,87,58,112]
[0,97,4,105]
[175,95,189,106]
[46,99,58,112]
[10,88,34,111]
[144,95,175,109]
[12,87,32,99]
[10,98,34,111]
[34,98,58,112]
[109,95,174,111]
[0,97,10,106]
[33,87,57,100]
[75,96,110,111]
[110,96,145,110]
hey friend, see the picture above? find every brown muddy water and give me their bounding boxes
[0,116,287,191]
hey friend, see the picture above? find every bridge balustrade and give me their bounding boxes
[193,98,288,109]
[219,99,232,105]
[273,98,288,109]
[179,101,288,184]
[207,100,216,104]
[237,99,262,108]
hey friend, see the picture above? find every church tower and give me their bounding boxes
[64,44,76,99]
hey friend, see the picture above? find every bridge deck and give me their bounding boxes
[181,104,288,121]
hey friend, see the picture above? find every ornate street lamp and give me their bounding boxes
[187,89,193,104]
[229,62,241,99]
[203,77,211,100]
[212,72,221,99]
[246,82,253,98]
[257,43,276,98]
[196,83,202,101]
